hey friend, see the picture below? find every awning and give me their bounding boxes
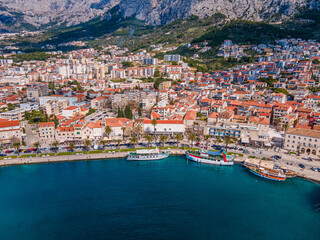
[241,137,250,143]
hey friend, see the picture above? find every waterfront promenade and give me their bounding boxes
[0,149,320,183]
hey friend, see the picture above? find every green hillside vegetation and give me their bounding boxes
[192,20,298,49]
[2,8,320,59]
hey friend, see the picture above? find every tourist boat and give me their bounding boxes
[185,149,234,166]
[243,158,295,181]
[127,148,170,161]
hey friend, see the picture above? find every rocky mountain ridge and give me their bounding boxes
[0,0,319,31]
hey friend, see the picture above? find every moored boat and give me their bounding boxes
[127,148,170,161]
[185,149,234,166]
[243,158,295,181]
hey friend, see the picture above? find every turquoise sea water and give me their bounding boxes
[0,156,319,240]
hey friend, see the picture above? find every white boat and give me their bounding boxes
[127,148,170,161]
[186,149,234,166]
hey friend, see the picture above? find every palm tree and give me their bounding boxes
[175,134,183,148]
[151,119,157,136]
[105,125,111,139]
[33,142,40,155]
[283,123,289,131]
[51,141,59,155]
[223,136,237,153]
[130,136,138,149]
[145,135,153,149]
[215,135,221,144]
[12,140,21,156]
[116,139,121,150]
[135,125,142,140]
[68,142,75,153]
[188,133,196,149]
[121,127,126,141]
[160,135,168,148]
[100,139,106,151]
[84,139,91,152]
[205,135,210,149]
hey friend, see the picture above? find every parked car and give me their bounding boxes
[310,167,318,172]
[298,164,305,169]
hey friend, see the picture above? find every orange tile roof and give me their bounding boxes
[39,122,54,128]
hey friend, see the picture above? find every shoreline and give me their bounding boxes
[1,149,319,184]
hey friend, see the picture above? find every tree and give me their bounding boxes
[105,125,111,139]
[116,139,122,150]
[223,136,237,152]
[205,135,210,149]
[121,127,126,140]
[175,134,183,148]
[86,108,96,116]
[272,88,290,96]
[53,115,59,128]
[130,137,138,149]
[137,107,142,116]
[84,139,91,152]
[145,135,153,149]
[100,139,106,151]
[7,103,15,111]
[151,119,157,136]
[33,142,40,155]
[188,133,196,149]
[12,138,21,156]
[135,125,142,140]
[68,142,75,152]
[160,135,168,148]
[122,61,133,68]
[282,123,289,131]
[154,70,160,77]
[51,141,59,155]
[118,107,124,118]
[124,105,133,119]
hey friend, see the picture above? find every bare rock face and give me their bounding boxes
[0,0,120,27]
[118,0,319,25]
[0,0,318,30]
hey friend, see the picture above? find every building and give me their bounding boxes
[0,109,25,121]
[142,119,185,135]
[104,118,132,139]
[0,119,22,145]
[39,95,78,106]
[26,84,49,101]
[284,128,320,155]
[43,100,69,116]
[184,110,197,127]
[91,96,107,110]
[62,106,80,119]
[82,121,103,140]
[143,58,158,65]
[164,55,180,62]
[158,81,172,91]
[38,122,55,143]
[55,126,75,142]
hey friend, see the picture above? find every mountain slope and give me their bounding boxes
[0,0,319,31]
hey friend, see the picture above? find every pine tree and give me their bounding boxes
[124,105,133,119]
[118,107,124,118]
